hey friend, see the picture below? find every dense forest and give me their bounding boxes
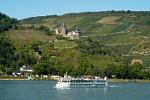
[0,11,150,79]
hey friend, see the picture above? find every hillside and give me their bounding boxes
[19,11,150,66]
[20,11,150,35]
[1,11,150,78]
[6,29,52,42]
[2,11,149,66]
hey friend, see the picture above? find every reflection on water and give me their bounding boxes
[0,81,150,100]
[54,86,71,90]
[109,85,121,88]
[54,84,120,96]
[104,87,108,94]
[54,85,113,100]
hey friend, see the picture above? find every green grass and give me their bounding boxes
[53,40,77,49]
[97,16,121,24]
[88,55,114,68]
[6,29,52,42]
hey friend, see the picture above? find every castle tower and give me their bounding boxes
[60,22,67,36]
[55,29,60,35]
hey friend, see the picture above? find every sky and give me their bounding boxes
[0,0,150,19]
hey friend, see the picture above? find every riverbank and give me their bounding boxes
[0,76,53,80]
[0,76,28,80]
[1,76,150,83]
[108,78,150,83]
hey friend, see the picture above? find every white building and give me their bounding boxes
[67,29,80,40]
[55,23,81,40]
[20,65,33,73]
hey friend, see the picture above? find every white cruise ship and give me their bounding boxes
[56,73,108,88]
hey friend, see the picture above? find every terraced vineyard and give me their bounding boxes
[7,11,150,66]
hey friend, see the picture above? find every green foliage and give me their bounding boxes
[147,19,150,25]
[0,12,18,32]
[33,63,46,75]
[76,38,110,56]
[38,25,53,36]
[104,64,150,79]
[0,35,15,67]
[55,35,67,40]
[33,63,50,75]
[127,64,149,79]
[54,40,77,49]
[0,64,4,74]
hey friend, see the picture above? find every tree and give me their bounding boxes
[38,25,53,36]
[103,66,111,77]
[0,64,4,75]
[76,38,110,56]
[126,10,131,14]
[0,12,18,32]
[127,64,145,79]
[0,36,15,67]
[147,19,150,25]
[33,63,50,75]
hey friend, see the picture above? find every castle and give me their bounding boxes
[55,23,80,40]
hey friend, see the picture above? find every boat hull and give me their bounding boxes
[56,82,108,88]
[56,82,70,88]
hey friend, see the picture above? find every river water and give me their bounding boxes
[0,80,150,100]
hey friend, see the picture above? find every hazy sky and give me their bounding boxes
[0,0,150,19]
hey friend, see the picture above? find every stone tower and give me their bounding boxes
[55,22,67,36]
[60,23,67,36]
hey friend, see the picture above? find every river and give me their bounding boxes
[0,80,149,100]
